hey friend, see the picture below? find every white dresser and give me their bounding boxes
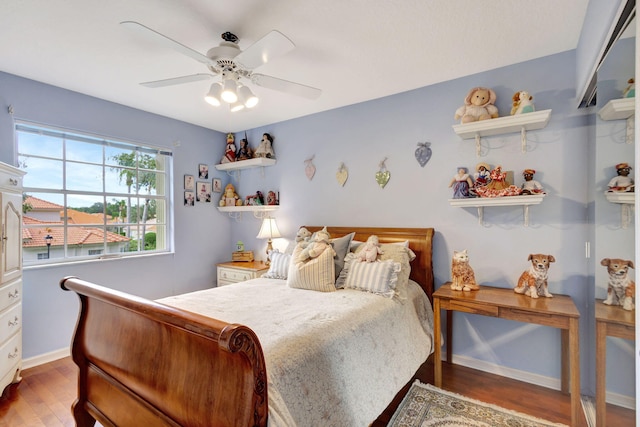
[0,162,25,395]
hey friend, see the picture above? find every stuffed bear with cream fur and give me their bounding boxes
[296,227,336,263]
[454,87,499,123]
[510,90,535,115]
[295,227,312,249]
[357,235,383,262]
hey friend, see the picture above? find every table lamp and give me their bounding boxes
[256,217,281,265]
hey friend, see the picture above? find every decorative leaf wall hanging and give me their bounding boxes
[375,157,390,188]
[304,155,316,180]
[415,141,432,167]
[336,162,348,186]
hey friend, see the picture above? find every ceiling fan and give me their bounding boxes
[121,21,322,111]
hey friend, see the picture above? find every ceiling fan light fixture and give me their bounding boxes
[229,101,245,112]
[204,82,223,106]
[238,85,259,108]
[221,79,238,103]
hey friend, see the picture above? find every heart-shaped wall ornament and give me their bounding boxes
[375,157,390,189]
[415,142,432,167]
[304,156,316,181]
[336,163,348,187]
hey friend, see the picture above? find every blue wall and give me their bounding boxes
[0,46,634,402]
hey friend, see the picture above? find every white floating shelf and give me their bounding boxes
[214,157,276,171]
[449,194,546,227]
[217,205,280,220]
[598,98,635,121]
[452,110,552,139]
[604,192,635,204]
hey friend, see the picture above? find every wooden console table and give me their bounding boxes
[433,284,581,426]
[595,300,635,427]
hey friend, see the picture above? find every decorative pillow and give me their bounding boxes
[331,232,355,279]
[335,252,357,289]
[350,239,409,252]
[344,260,401,298]
[287,243,336,292]
[354,243,416,288]
[262,251,291,280]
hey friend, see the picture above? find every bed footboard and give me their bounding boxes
[60,276,268,427]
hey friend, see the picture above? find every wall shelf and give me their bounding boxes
[452,109,552,156]
[598,98,635,121]
[217,205,279,220]
[215,157,276,171]
[448,194,546,227]
[605,191,635,229]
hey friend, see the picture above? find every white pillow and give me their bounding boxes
[344,260,401,298]
[287,244,336,292]
[262,251,291,279]
[354,242,415,289]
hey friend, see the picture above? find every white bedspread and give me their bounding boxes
[158,278,433,427]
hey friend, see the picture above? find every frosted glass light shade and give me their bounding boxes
[221,79,238,103]
[238,85,259,108]
[204,83,222,106]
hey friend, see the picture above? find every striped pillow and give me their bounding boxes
[262,251,291,279]
[344,260,401,298]
[287,244,336,292]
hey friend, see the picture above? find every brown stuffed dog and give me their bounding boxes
[601,258,635,311]
[514,254,555,298]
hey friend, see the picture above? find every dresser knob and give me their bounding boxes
[8,347,18,359]
[8,316,19,327]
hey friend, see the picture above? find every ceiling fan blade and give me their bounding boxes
[121,21,215,67]
[141,74,213,88]
[235,30,295,70]
[251,73,322,100]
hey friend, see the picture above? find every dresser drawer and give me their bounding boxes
[218,268,253,283]
[0,303,21,345]
[0,333,21,376]
[0,279,21,313]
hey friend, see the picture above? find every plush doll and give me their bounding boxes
[510,91,535,115]
[357,235,383,262]
[296,227,336,263]
[220,183,241,207]
[220,133,237,164]
[295,227,313,248]
[454,87,498,123]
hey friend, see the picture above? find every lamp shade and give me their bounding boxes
[238,85,259,108]
[256,217,281,239]
[221,79,238,103]
[204,82,222,106]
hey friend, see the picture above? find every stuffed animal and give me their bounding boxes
[623,78,635,98]
[450,249,480,291]
[295,227,312,248]
[454,87,499,123]
[514,254,555,298]
[601,258,635,311]
[220,183,241,207]
[510,91,535,115]
[296,226,336,263]
[357,235,383,262]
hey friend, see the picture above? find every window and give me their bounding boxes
[16,121,172,265]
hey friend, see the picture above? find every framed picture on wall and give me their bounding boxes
[184,191,195,206]
[198,164,209,179]
[196,181,212,203]
[184,174,194,190]
[213,178,222,193]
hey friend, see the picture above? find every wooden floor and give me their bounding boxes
[0,356,635,426]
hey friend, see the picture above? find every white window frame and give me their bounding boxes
[16,120,173,265]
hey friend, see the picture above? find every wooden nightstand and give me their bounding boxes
[595,300,634,427]
[433,284,581,427]
[216,261,270,286]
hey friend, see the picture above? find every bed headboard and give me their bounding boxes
[304,226,435,301]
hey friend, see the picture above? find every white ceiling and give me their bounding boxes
[0,0,589,132]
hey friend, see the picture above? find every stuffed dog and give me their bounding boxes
[601,258,635,311]
[514,254,555,298]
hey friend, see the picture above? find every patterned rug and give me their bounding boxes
[387,380,568,427]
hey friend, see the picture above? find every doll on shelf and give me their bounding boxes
[521,169,545,195]
[254,133,275,158]
[607,163,634,192]
[475,165,522,197]
[449,167,474,199]
[236,137,253,161]
[221,133,237,164]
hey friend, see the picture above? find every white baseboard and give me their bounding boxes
[21,348,70,370]
[450,354,636,410]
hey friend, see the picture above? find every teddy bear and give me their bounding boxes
[296,226,336,263]
[357,235,383,262]
[295,227,312,249]
[454,87,499,123]
[219,183,242,207]
[510,90,535,115]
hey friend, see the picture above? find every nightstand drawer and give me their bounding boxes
[443,300,499,317]
[218,268,253,283]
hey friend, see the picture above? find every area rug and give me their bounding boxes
[387,380,568,427]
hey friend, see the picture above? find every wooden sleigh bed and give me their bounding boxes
[60,226,435,427]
